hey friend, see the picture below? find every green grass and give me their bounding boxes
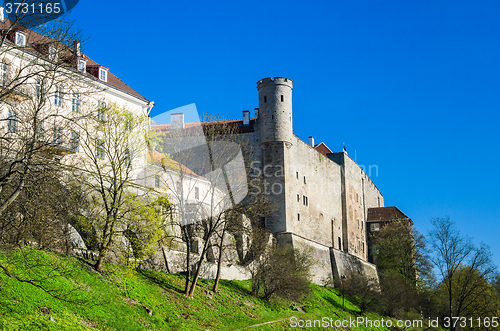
[0,250,437,330]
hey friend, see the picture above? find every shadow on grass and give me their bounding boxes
[137,269,184,295]
[219,279,252,296]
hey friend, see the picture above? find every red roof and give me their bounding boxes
[151,118,255,134]
[0,20,149,103]
[314,142,333,156]
[147,148,205,179]
[367,206,413,225]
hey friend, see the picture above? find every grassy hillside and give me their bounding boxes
[0,250,435,330]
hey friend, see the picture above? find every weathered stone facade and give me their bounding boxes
[246,77,383,284]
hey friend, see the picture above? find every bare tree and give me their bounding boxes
[428,217,497,331]
[67,102,162,272]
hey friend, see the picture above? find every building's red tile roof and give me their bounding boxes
[147,148,205,180]
[367,206,413,225]
[151,118,255,134]
[0,20,149,103]
[314,142,333,156]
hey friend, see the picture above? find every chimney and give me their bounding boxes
[309,136,314,147]
[254,108,259,119]
[243,110,250,126]
[73,40,81,57]
[171,113,184,130]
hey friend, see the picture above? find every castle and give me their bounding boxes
[151,77,413,283]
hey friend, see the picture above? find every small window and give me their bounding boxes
[357,218,359,228]
[264,96,267,103]
[363,242,365,253]
[97,101,106,121]
[7,111,17,133]
[99,68,107,82]
[370,223,380,232]
[356,192,358,202]
[49,46,57,61]
[297,194,300,202]
[125,111,132,131]
[297,213,300,221]
[78,59,86,72]
[281,95,284,102]
[15,31,26,47]
[195,187,199,200]
[296,171,298,179]
[303,176,306,184]
[96,139,105,159]
[70,131,79,152]
[0,62,7,86]
[36,120,44,139]
[338,237,342,250]
[361,221,364,230]
[303,196,308,206]
[154,175,160,188]
[53,126,62,146]
[72,93,80,112]
[54,85,63,106]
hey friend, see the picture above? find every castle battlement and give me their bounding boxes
[257,77,293,88]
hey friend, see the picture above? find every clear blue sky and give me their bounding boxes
[67,1,500,267]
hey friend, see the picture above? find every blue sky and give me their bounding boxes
[68,1,500,267]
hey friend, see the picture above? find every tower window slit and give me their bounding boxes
[264,96,267,103]
[281,95,284,102]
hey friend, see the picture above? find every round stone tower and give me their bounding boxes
[257,77,293,144]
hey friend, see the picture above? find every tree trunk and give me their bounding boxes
[188,254,205,298]
[212,227,226,293]
[94,254,105,272]
[184,248,191,296]
[161,246,171,273]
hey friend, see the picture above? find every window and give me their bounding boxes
[363,242,365,253]
[338,237,342,250]
[297,194,300,202]
[176,182,181,194]
[72,93,80,112]
[370,223,380,232]
[195,187,199,200]
[361,221,364,230]
[70,131,79,152]
[357,218,359,228]
[356,192,358,202]
[15,31,26,46]
[281,95,284,102]
[54,85,63,106]
[7,111,16,133]
[36,120,44,139]
[303,176,306,184]
[125,111,132,131]
[297,213,300,221]
[78,59,86,72]
[36,78,42,99]
[96,139,104,159]
[53,126,61,145]
[124,149,131,167]
[296,171,298,179]
[97,101,106,121]
[154,175,160,188]
[99,68,107,82]
[303,195,308,206]
[49,46,57,61]
[0,62,7,86]
[264,96,267,103]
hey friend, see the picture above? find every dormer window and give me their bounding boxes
[99,68,107,82]
[78,59,86,72]
[49,46,57,61]
[15,31,26,47]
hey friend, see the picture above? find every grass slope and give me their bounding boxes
[0,250,429,330]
